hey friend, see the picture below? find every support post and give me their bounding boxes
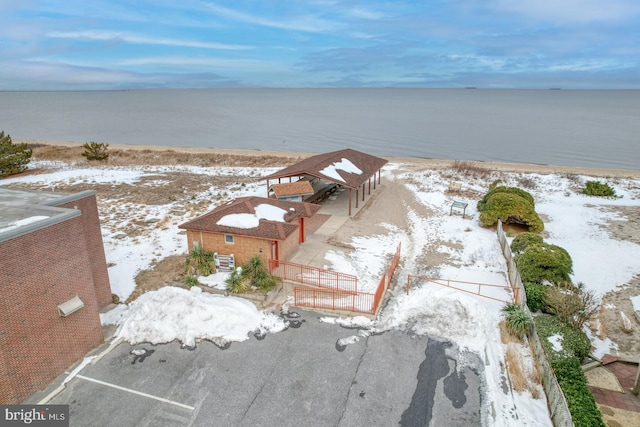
[632,364,640,395]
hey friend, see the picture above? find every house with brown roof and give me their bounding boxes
[178,196,322,268]
[262,148,388,215]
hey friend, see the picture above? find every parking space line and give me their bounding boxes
[75,374,195,410]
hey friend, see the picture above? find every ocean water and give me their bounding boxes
[1,88,638,169]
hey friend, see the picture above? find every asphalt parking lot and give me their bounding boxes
[45,310,482,426]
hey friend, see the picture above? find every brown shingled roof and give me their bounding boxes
[178,196,322,241]
[270,181,314,198]
[262,148,388,189]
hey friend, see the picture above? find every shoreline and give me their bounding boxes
[18,139,640,178]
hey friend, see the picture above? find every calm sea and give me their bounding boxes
[1,88,638,170]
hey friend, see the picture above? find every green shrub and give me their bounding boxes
[524,282,548,312]
[253,269,278,291]
[477,186,535,211]
[183,275,199,287]
[226,256,279,293]
[510,232,544,255]
[550,357,605,427]
[515,243,572,284]
[225,268,247,294]
[185,246,216,276]
[501,303,533,337]
[478,192,544,232]
[534,315,591,361]
[0,131,32,177]
[581,180,616,198]
[82,141,109,161]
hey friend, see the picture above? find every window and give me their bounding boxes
[224,234,234,244]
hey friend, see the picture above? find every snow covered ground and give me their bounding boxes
[4,159,640,426]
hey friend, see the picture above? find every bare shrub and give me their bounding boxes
[451,160,492,178]
[517,176,538,190]
[543,282,600,329]
[562,172,582,185]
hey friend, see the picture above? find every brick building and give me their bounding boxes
[0,188,112,404]
[179,196,322,268]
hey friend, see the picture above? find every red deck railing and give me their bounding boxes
[406,275,516,304]
[292,242,401,315]
[269,259,358,293]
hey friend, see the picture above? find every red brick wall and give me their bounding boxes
[0,215,104,404]
[57,193,112,309]
[187,230,272,266]
[186,227,304,268]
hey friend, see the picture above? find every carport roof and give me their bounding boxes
[262,148,388,189]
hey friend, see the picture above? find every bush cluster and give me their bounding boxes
[484,183,604,425]
[535,314,604,426]
[225,256,280,294]
[581,180,616,198]
[477,186,543,232]
[184,246,216,277]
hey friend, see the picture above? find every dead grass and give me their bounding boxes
[499,320,522,344]
[127,255,187,303]
[30,144,298,168]
[451,160,492,179]
[506,343,527,392]
[501,321,543,398]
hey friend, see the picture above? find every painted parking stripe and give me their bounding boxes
[75,374,195,410]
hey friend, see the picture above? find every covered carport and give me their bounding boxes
[262,149,388,216]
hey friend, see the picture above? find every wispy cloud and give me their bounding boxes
[119,56,288,72]
[492,0,640,24]
[48,30,251,50]
[0,0,638,89]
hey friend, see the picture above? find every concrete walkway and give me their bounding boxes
[288,182,376,269]
[586,356,640,426]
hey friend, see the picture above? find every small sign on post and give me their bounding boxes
[450,201,468,218]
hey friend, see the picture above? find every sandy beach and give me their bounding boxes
[17,139,640,178]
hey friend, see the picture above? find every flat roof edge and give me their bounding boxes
[0,208,81,243]
[45,190,97,207]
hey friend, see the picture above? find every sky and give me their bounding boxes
[1,0,639,90]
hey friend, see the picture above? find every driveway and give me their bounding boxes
[48,310,482,426]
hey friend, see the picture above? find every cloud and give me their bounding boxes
[0,59,241,90]
[202,2,342,33]
[47,30,251,50]
[119,56,290,73]
[492,0,640,25]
